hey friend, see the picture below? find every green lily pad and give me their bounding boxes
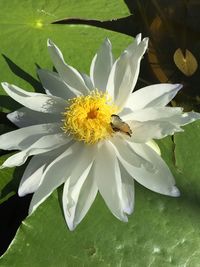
[1,0,129,24]
[1,121,200,266]
[174,120,200,200]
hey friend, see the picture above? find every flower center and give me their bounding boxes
[62,90,118,144]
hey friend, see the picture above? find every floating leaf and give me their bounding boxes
[173,48,198,77]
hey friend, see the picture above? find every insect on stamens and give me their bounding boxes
[110,114,132,137]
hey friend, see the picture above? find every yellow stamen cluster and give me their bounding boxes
[62,90,118,144]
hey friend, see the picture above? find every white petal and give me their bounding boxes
[119,162,135,215]
[2,82,66,114]
[121,107,183,121]
[125,83,182,111]
[129,120,183,143]
[7,107,60,127]
[0,122,61,150]
[172,110,200,125]
[90,38,113,92]
[94,141,128,222]
[146,140,161,156]
[62,146,96,230]
[107,36,148,110]
[37,69,77,99]
[68,169,98,229]
[80,73,94,90]
[106,52,129,104]
[128,109,200,143]
[18,162,46,197]
[117,141,180,197]
[18,157,46,197]
[18,146,66,196]
[111,136,154,172]
[28,142,83,214]
[1,133,70,168]
[47,39,89,95]
[125,33,142,52]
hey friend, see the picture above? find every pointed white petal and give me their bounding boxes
[18,146,66,196]
[106,51,129,104]
[1,133,71,168]
[0,122,61,150]
[69,169,98,230]
[146,140,161,155]
[119,162,135,215]
[18,157,46,197]
[90,38,113,92]
[121,107,183,121]
[117,141,180,197]
[107,36,148,110]
[125,83,182,111]
[2,82,66,114]
[7,107,60,127]
[28,142,83,214]
[62,146,96,230]
[94,141,128,222]
[19,164,45,197]
[172,110,200,125]
[128,109,200,143]
[111,135,153,170]
[47,39,89,95]
[129,120,183,143]
[111,136,154,172]
[125,33,142,53]
[80,73,94,90]
[37,69,77,99]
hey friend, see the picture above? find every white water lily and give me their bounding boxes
[1,34,200,230]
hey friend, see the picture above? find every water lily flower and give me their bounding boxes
[1,34,200,230]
